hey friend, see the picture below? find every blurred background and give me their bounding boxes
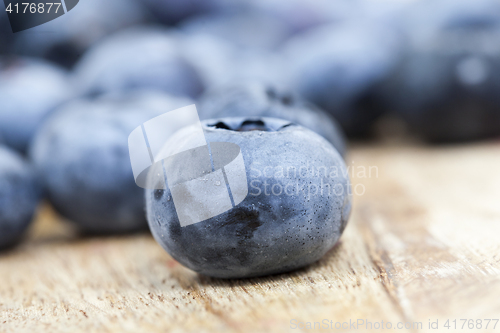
[2,0,499,143]
[1,0,500,241]
[2,2,500,330]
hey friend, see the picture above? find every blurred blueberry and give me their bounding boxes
[138,0,229,25]
[0,145,41,249]
[13,0,149,68]
[284,21,403,137]
[73,28,203,98]
[0,11,14,55]
[30,91,193,233]
[381,0,500,142]
[229,51,292,90]
[251,0,354,35]
[199,82,347,156]
[355,0,410,31]
[146,117,351,278]
[0,57,72,154]
[180,33,290,89]
[179,33,236,87]
[180,9,293,51]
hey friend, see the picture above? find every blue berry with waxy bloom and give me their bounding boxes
[30,91,193,234]
[0,145,41,249]
[199,82,347,157]
[180,8,292,51]
[181,33,290,89]
[73,28,203,99]
[284,21,402,137]
[0,12,14,55]
[380,0,500,142]
[251,0,355,35]
[138,0,227,25]
[0,57,72,154]
[146,117,352,279]
[12,0,149,68]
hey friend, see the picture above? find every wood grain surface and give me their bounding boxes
[1,142,500,333]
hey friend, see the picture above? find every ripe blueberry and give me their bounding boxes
[180,9,292,51]
[284,22,402,137]
[12,0,149,68]
[0,57,71,154]
[139,0,223,25]
[181,33,289,89]
[146,117,352,278]
[30,91,193,233]
[381,0,500,142]
[0,145,41,249]
[73,28,203,99]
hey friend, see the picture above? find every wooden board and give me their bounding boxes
[1,142,500,333]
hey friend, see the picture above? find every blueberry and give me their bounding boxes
[0,11,14,55]
[381,0,500,142]
[30,91,193,233]
[0,57,72,154]
[251,0,355,35]
[284,21,402,137]
[355,0,410,31]
[0,145,41,249]
[146,117,351,278]
[12,0,149,68]
[181,33,290,89]
[199,82,347,156]
[138,0,223,25]
[73,28,203,99]
[180,9,293,51]
[180,33,237,88]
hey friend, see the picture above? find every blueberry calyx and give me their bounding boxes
[208,119,294,132]
[238,120,269,131]
[210,121,232,130]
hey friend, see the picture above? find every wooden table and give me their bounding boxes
[2,142,500,333]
